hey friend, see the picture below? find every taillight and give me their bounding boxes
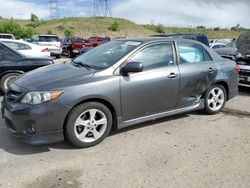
[41,48,49,52]
[235,65,240,73]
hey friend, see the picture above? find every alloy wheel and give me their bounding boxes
[74,109,107,143]
[207,87,225,111]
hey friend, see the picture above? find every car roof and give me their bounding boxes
[116,37,206,45]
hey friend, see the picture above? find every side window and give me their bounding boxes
[178,43,205,64]
[204,49,212,61]
[17,43,31,50]
[0,46,20,61]
[128,43,174,71]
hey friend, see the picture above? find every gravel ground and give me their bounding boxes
[0,57,249,188]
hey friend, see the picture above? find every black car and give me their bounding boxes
[0,42,54,92]
[215,32,250,87]
[150,33,210,46]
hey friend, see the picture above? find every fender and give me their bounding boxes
[0,70,25,79]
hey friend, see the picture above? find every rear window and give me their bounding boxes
[70,37,85,43]
[38,36,59,42]
[0,35,14,39]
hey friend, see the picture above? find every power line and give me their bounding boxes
[93,0,112,17]
[49,0,59,19]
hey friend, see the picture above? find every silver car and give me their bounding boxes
[2,37,238,148]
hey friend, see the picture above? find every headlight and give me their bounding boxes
[21,91,63,105]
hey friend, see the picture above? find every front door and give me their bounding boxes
[120,42,179,121]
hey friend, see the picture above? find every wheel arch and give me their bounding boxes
[202,81,229,101]
[63,98,118,133]
[0,70,24,80]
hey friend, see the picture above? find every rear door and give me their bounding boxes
[120,42,180,121]
[176,42,217,108]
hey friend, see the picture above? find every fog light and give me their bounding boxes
[24,123,36,135]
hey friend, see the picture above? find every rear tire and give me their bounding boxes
[0,73,21,92]
[65,102,112,148]
[204,84,227,114]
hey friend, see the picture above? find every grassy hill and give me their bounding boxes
[0,17,244,39]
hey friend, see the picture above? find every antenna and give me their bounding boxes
[93,0,112,17]
[49,0,59,19]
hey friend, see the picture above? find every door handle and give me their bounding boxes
[167,72,178,79]
[208,67,214,73]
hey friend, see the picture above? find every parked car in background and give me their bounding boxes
[0,39,51,58]
[0,42,53,92]
[150,33,210,46]
[215,32,250,87]
[209,42,226,49]
[0,33,15,40]
[2,37,238,148]
[236,32,250,87]
[214,40,237,60]
[61,36,85,57]
[31,34,62,58]
[84,36,111,47]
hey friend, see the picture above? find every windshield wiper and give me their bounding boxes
[72,61,93,70]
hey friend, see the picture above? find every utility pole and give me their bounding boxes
[93,0,112,17]
[49,0,59,19]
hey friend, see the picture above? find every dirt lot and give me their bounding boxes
[0,59,249,188]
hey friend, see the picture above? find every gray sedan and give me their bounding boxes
[2,37,238,148]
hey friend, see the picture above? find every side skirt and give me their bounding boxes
[117,100,204,130]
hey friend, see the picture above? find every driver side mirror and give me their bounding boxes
[120,62,143,76]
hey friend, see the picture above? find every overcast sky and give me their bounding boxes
[0,0,249,28]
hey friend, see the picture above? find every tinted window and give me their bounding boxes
[178,43,205,64]
[129,43,174,70]
[38,36,59,42]
[3,41,31,50]
[70,37,85,43]
[0,44,20,61]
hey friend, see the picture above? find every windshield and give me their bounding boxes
[38,36,59,42]
[226,40,236,48]
[72,40,141,70]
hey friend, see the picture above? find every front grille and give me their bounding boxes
[239,69,250,77]
[6,89,23,103]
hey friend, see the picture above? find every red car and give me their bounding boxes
[84,36,111,47]
[61,36,85,57]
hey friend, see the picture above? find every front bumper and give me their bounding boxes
[2,97,70,145]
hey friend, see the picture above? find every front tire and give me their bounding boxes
[204,84,227,114]
[65,102,112,148]
[1,73,21,92]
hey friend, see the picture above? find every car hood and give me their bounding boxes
[14,62,96,91]
[214,47,237,57]
[237,32,250,56]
